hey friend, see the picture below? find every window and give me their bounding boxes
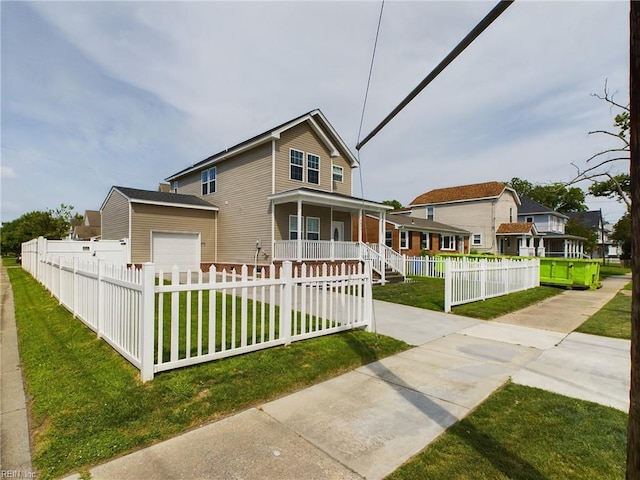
[172,181,178,193]
[385,230,392,247]
[400,231,408,249]
[440,235,456,251]
[510,208,513,223]
[332,165,344,183]
[420,232,429,250]
[201,167,216,195]
[307,154,320,184]
[426,206,434,221]
[289,216,299,240]
[525,216,534,223]
[290,149,304,181]
[472,233,482,246]
[306,217,320,240]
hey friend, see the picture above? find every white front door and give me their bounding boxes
[332,221,344,242]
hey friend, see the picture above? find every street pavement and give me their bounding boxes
[0,266,631,480]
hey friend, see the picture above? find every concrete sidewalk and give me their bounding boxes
[1,266,630,480]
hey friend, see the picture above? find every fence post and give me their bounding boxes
[364,260,374,332]
[97,259,104,338]
[73,257,79,318]
[280,261,293,346]
[444,258,452,313]
[480,259,487,301]
[140,262,155,382]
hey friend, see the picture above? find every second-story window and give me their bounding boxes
[426,206,434,221]
[307,154,320,184]
[332,165,344,183]
[172,181,178,193]
[201,167,216,195]
[290,149,304,181]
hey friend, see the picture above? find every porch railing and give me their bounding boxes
[273,240,404,279]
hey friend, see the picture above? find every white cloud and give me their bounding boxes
[0,165,17,179]
[1,0,629,224]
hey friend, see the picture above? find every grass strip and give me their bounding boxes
[576,285,632,340]
[372,277,562,320]
[387,383,627,480]
[7,266,409,479]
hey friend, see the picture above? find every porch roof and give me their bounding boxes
[379,213,471,235]
[496,222,539,236]
[268,187,392,213]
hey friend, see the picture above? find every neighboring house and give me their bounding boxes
[101,110,393,274]
[567,210,616,258]
[518,196,586,258]
[354,212,471,256]
[71,209,102,240]
[406,181,527,255]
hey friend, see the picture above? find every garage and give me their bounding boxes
[152,232,201,271]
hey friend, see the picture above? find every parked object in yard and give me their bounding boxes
[539,258,601,290]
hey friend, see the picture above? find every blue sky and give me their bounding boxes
[1,1,630,226]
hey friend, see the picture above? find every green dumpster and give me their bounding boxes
[539,258,601,290]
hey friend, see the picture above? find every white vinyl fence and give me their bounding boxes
[443,257,540,312]
[405,256,540,312]
[28,255,373,381]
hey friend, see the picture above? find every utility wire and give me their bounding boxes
[356,0,515,151]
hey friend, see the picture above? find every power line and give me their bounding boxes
[356,0,515,151]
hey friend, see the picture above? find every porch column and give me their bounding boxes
[379,210,385,249]
[537,237,545,257]
[564,240,568,258]
[358,209,363,244]
[297,199,302,262]
[580,242,584,258]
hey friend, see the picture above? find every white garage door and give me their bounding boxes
[152,232,200,271]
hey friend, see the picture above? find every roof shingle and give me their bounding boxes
[410,181,508,205]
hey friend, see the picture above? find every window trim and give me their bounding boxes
[288,215,299,240]
[440,234,456,251]
[306,217,320,240]
[385,230,392,247]
[307,154,320,185]
[400,231,408,250]
[525,216,534,223]
[290,149,304,182]
[332,164,344,183]
[426,206,434,221]
[472,233,483,246]
[172,181,178,194]
[201,167,216,195]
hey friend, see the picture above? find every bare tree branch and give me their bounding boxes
[588,129,630,147]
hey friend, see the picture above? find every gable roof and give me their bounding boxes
[166,109,358,181]
[496,222,538,235]
[518,196,568,219]
[410,181,519,206]
[100,186,219,212]
[84,210,101,226]
[566,210,602,230]
[385,213,470,235]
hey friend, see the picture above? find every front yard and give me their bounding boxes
[373,276,563,319]
[7,265,408,479]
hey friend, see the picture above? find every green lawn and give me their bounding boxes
[386,383,627,480]
[373,277,562,320]
[7,266,409,479]
[599,264,631,279]
[576,283,632,340]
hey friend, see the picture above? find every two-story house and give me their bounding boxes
[100,110,393,272]
[406,181,534,255]
[518,196,585,258]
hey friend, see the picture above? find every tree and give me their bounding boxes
[0,204,79,255]
[610,212,631,260]
[506,177,587,213]
[568,82,631,208]
[565,217,598,255]
[382,199,403,210]
[628,1,639,477]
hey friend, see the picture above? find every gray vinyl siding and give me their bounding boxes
[101,190,129,240]
[130,204,216,264]
[274,123,352,195]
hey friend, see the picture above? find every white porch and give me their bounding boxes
[268,188,403,280]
